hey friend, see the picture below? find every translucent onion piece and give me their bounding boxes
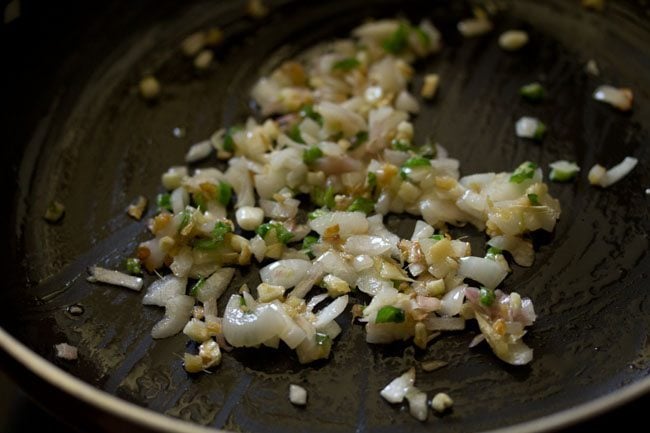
[151,295,195,339]
[380,367,415,404]
[222,295,286,347]
[458,257,508,290]
[260,259,311,289]
[87,266,143,291]
[314,295,349,330]
[143,275,187,306]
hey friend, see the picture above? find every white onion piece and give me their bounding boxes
[170,247,193,278]
[314,295,348,330]
[515,116,543,139]
[170,187,189,214]
[589,157,638,187]
[411,220,434,241]
[457,18,492,37]
[355,269,393,296]
[593,85,633,111]
[468,333,486,348]
[185,140,212,163]
[380,368,415,404]
[196,268,235,302]
[289,261,324,299]
[151,295,195,339]
[87,266,143,291]
[367,215,400,258]
[488,236,534,267]
[142,275,187,306]
[425,316,465,331]
[405,388,428,421]
[439,285,467,316]
[306,293,329,312]
[272,300,306,349]
[260,198,299,220]
[222,295,286,347]
[316,251,356,284]
[352,254,374,272]
[289,384,308,406]
[138,239,165,271]
[55,343,78,360]
[395,90,420,113]
[260,259,311,288]
[343,235,392,256]
[458,257,508,290]
[309,211,368,237]
[250,235,266,262]
[474,313,533,365]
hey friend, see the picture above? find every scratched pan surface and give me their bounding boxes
[1,0,649,432]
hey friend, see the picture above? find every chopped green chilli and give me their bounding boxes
[549,160,580,182]
[375,306,406,323]
[519,82,545,102]
[125,258,142,275]
[479,287,496,306]
[527,193,540,205]
[303,146,323,164]
[347,197,375,214]
[382,23,409,54]
[218,182,233,206]
[156,193,172,212]
[332,58,361,71]
[509,162,538,184]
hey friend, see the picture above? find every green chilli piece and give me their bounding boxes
[431,234,444,241]
[485,246,502,260]
[302,235,319,257]
[527,193,540,205]
[156,193,172,212]
[509,161,538,184]
[256,223,293,244]
[125,258,142,275]
[382,23,410,54]
[519,82,545,102]
[189,277,206,297]
[178,209,192,232]
[212,221,233,242]
[222,126,242,152]
[311,185,336,209]
[217,182,232,206]
[400,156,431,179]
[288,123,304,144]
[193,193,207,212]
[303,146,323,164]
[300,104,322,125]
[479,287,496,306]
[412,25,431,47]
[307,208,328,220]
[367,172,377,189]
[347,197,375,214]
[332,58,361,71]
[375,305,406,324]
[315,332,331,346]
[391,139,412,151]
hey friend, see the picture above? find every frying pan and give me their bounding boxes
[1,0,649,432]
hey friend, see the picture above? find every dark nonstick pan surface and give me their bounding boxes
[1,0,649,432]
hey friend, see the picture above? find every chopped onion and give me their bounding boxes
[313,295,348,330]
[344,235,392,256]
[143,275,187,306]
[54,343,78,360]
[515,116,544,140]
[380,367,415,404]
[439,285,467,316]
[498,30,528,51]
[309,211,368,237]
[222,294,286,347]
[458,256,508,289]
[151,295,195,339]
[593,85,633,111]
[260,259,311,288]
[405,388,428,421]
[588,157,638,187]
[197,268,235,302]
[289,384,308,406]
[87,266,143,291]
[185,140,213,163]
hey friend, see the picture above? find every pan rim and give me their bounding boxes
[1,325,648,433]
